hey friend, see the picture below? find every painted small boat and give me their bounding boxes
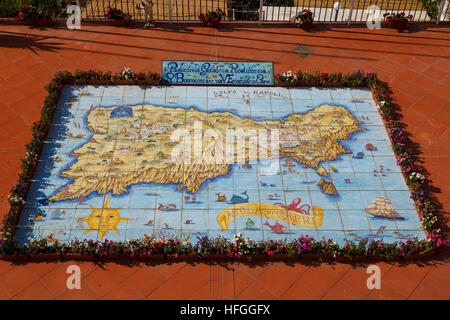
[158,204,177,211]
[246,218,256,229]
[352,152,364,159]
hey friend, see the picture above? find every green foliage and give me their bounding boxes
[418,0,442,19]
[0,0,66,18]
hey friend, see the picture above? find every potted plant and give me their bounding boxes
[291,9,314,29]
[14,4,55,26]
[199,9,226,27]
[113,68,138,84]
[105,7,131,26]
[383,12,413,29]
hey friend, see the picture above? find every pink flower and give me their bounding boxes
[18,12,23,17]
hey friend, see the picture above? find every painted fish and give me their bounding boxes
[264,221,287,234]
[230,191,249,204]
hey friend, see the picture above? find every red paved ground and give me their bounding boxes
[0,22,449,300]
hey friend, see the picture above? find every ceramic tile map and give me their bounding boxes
[15,85,426,245]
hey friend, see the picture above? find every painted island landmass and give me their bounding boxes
[49,104,364,202]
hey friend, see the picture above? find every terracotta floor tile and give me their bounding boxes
[365,283,409,300]
[408,280,449,300]
[145,279,188,300]
[189,282,212,300]
[322,280,365,300]
[57,283,100,300]
[12,281,55,300]
[170,264,210,296]
[257,264,299,298]
[126,266,167,297]
[280,280,320,300]
[211,280,223,300]
[84,267,125,297]
[297,266,341,298]
[154,262,187,279]
[237,281,278,300]
[101,280,144,300]
[0,265,38,297]
[380,264,431,297]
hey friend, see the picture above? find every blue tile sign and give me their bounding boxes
[162,61,273,85]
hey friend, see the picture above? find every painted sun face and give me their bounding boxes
[77,196,132,241]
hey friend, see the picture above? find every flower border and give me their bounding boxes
[0,69,445,262]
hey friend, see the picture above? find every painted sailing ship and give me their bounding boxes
[365,195,404,219]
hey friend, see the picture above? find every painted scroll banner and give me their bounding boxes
[216,203,324,232]
[162,61,274,85]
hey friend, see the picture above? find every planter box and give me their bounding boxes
[293,21,313,30]
[240,254,266,262]
[335,255,367,262]
[62,253,95,261]
[389,21,408,30]
[368,254,401,261]
[134,254,165,261]
[136,80,148,85]
[87,79,111,85]
[202,21,220,27]
[112,79,136,85]
[267,254,297,261]
[402,251,435,261]
[166,254,197,262]
[322,82,343,87]
[20,19,54,27]
[29,253,61,262]
[1,254,28,262]
[201,254,233,261]
[108,19,130,27]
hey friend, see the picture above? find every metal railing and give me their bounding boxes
[1,0,448,23]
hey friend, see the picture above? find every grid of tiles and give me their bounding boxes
[15,85,425,245]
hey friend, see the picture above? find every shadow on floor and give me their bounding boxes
[0,34,62,54]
